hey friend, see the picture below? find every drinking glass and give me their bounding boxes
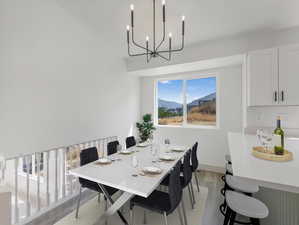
[117,144,122,153]
[257,129,273,151]
[132,156,139,176]
[151,144,158,163]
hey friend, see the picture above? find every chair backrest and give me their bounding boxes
[79,147,99,186]
[126,136,136,149]
[182,150,192,187]
[191,142,199,172]
[168,161,183,213]
[107,140,119,156]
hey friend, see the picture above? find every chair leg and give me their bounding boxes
[163,212,168,225]
[75,186,82,219]
[130,208,134,225]
[190,182,196,206]
[105,199,108,225]
[181,198,188,225]
[187,184,194,209]
[143,210,147,224]
[223,207,232,225]
[177,205,184,225]
[229,211,236,225]
[195,172,200,193]
[98,193,101,203]
[250,218,260,225]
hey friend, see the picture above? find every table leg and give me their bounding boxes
[97,184,134,225]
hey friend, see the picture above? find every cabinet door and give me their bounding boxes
[247,48,278,106]
[279,44,299,105]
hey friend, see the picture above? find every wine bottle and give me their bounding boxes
[273,116,284,155]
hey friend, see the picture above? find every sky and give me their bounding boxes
[158,77,216,103]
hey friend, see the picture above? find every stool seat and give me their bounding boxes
[225,154,231,163]
[226,191,269,219]
[226,163,233,174]
[226,175,259,194]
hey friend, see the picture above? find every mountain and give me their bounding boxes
[187,92,216,107]
[158,99,182,109]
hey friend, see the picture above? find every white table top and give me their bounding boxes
[228,132,299,193]
[70,145,188,198]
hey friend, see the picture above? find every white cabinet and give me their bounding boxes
[247,44,299,106]
[247,48,278,106]
[279,44,299,106]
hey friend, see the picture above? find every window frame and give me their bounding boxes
[154,72,220,129]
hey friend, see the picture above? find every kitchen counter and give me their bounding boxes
[228,132,299,193]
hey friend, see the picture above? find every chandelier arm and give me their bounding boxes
[128,44,148,57]
[155,22,166,51]
[156,36,184,54]
[131,29,154,53]
[156,52,170,61]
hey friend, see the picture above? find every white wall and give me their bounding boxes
[140,66,242,169]
[130,26,299,137]
[0,0,140,158]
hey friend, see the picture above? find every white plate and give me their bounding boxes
[143,166,162,174]
[171,146,185,152]
[137,142,149,147]
[120,150,132,154]
[159,154,175,161]
[98,158,111,163]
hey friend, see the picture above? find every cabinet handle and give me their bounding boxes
[274,91,278,102]
[281,91,284,102]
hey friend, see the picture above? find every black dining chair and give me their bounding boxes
[130,161,185,225]
[75,147,118,219]
[107,140,119,156]
[161,149,195,210]
[126,136,136,149]
[191,142,200,193]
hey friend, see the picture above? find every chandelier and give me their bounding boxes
[126,0,185,63]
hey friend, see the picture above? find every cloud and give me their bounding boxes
[160,80,170,84]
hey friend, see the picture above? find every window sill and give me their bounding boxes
[155,124,220,130]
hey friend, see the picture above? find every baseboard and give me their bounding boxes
[198,163,225,174]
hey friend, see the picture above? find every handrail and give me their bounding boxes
[3,135,118,225]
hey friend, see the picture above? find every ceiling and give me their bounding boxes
[57,0,299,56]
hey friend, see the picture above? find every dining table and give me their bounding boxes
[69,144,189,225]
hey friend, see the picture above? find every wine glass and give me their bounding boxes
[164,138,170,152]
[151,144,158,163]
[132,156,139,176]
[257,129,272,151]
[117,144,122,153]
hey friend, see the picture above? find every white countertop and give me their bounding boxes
[228,132,299,193]
[70,145,188,198]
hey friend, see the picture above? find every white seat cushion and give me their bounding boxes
[226,190,269,219]
[226,163,233,174]
[226,175,259,194]
[225,154,231,163]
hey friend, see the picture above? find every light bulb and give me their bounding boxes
[182,15,185,21]
[162,0,166,5]
[146,36,149,41]
[126,25,130,31]
[130,4,134,11]
[169,32,172,38]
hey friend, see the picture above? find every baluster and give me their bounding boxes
[46,151,50,207]
[25,155,31,217]
[14,157,19,223]
[62,148,66,198]
[55,149,58,202]
[36,152,41,211]
[69,147,73,196]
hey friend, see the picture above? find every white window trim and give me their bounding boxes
[154,72,220,129]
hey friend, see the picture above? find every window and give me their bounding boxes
[157,76,217,127]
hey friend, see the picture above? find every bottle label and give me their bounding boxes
[273,134,281,147]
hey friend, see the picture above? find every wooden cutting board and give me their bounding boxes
[252,146,293,162]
